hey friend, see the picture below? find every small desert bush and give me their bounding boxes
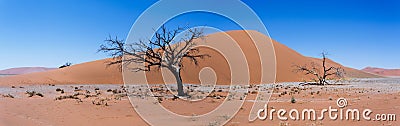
[56,88,62,92]
[157,97,163,103]
[2,94,14,98]
[291,96,296,103]
[222,115,231,121]
[55,88,65,93]
[26,91,44,97]
[92,98,109,106]
[55,95,79,100]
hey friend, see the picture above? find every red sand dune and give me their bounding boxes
[0,67,56,75]
[0,30,380,86]
[362,67,400,77]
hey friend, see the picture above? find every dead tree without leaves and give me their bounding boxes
[293,52,345,85]
[98,25,209,96]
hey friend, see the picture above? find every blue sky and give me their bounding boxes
[0,0,399,70]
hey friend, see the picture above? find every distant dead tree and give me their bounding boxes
[59,62,72,68]
[293,52,345,85]
[98,25,208,96]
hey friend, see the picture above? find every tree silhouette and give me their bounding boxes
[59,62,72,69]
[99,26,208,96]
[293,52,345,85]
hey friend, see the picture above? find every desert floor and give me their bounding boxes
[0,78,399,126]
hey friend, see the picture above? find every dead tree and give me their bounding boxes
[59,62,72,69]
[98,26,208,96]
[293,52,345,85]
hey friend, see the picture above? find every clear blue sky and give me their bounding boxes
[0,0,399,70]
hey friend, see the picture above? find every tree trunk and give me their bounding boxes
[322,53,327,85]
[171,68,185,96]
[319,79,323,85]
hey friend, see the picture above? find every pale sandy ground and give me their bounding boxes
[0,78,399,126]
